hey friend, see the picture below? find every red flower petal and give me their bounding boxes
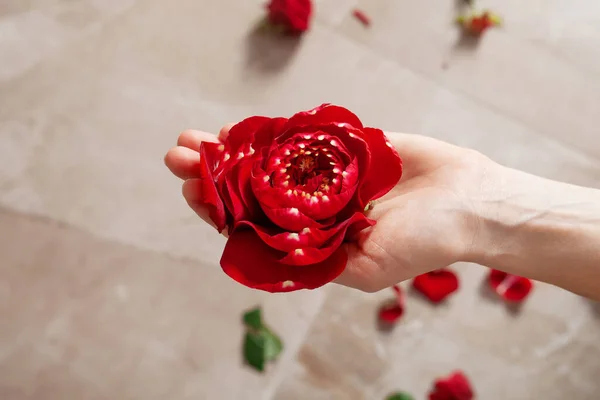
[240,212,373,253]
[352,9,371,26]
[274,123,374,212]
[278,213,373,265]
[428,371,474,400]
[488,269,533,302]
[283,104,364,131]
[260,205,334,232]
[198,142,227,232]
[358,127,403,204]
[378,285,405,323]
[221,229,347,292]
[225,116,272,156]
[252,156,360,222]
[266,0,312,34]
[413,269,459,303]
[252,117,288,153]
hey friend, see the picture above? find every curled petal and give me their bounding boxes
[252,117,288,152]
[239,212,373,253]
[261,205,335,231]
[222,160,264,228]
[378,285,405,324]
[412,269,459,303]
[226,116,271,154]
[429,371,474,400]
[359,127,403,204]
[278,213,374,265]
[488,270,533,302]
[198,142,227,232]
[283,104,364,132]
[221,229,347,292]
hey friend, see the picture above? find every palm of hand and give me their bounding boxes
[337,133,484,291]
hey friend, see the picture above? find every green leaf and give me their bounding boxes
[262,328,284,361]
[243,331,265,372]
[385,392,414,400]
[243,307,263,330]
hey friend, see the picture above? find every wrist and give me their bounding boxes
[464,160,600,283]
[461,161,535,276]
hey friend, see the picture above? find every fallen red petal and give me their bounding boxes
[488,269,534,302]
[428,371,474,400]
[413,269,459,303]
[378,285,405,324]
[352,9,371,27]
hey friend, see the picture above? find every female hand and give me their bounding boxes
[165,127,489,292]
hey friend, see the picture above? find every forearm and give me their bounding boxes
[470,163,600,300]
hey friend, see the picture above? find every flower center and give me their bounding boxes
[266,133,349,201]
[298,155,315,172]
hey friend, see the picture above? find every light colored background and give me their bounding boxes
[1,0,600,399]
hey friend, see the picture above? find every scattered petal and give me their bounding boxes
[412,269,459,303]
[353,9,371,27]
[378,285,405,324]
[428,371,474,400]
[266,0,313,35]
[488,269,534,302]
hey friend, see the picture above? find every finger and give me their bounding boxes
[182,179,218,229]
[177,129,219,151]
[385,132,462,178]
[218,123,235,143]
[333,244,385,293]
[182,179,229,237]
[164,146,201,180]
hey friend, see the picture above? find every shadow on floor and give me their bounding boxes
[452,30,482,53]
[589,300,600,319]
[244,20,302,75]
[454,0,472,12]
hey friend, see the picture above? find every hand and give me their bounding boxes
[335,132,489,291]
[165,127,490,292]
[164,127,234,234]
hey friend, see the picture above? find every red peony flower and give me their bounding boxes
[198,104,403,292]
[413,269,459,303]
[378,285,405,324]
[266,0,313,35]
[488,269,533,302]
[428,371,474,400]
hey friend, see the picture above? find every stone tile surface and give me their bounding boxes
[319,0,600,158]
[1,0,600,399]
[272,269,600,400]
[0,209,324,400]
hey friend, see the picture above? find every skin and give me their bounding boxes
[165,127,600,301]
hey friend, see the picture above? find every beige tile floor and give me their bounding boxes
[1,0,600,399]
